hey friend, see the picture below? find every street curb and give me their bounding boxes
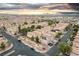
[21,40,48,53]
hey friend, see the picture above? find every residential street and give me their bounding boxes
[1,32,46,56]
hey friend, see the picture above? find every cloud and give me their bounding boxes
[68,3,79,10]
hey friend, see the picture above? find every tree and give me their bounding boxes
[24,22,28,25]
[56,21,59,23]
[55,32,62,38]
[0,42,5,49]
[1,26,7,31]
[31,25,35,30]
[48,20,54,25]
[32,20,35,24]
[64,24,72,31]
[31,36,35,41]
[72,24,79,33]
[70,35,74,41]
[48,20,58,26]
[35,36,40,43]
[12,22,16,26]
[58,42,72,55]
[14,32,17,35]
[38,20,40,23]
[69,24,79,41]
[20,28,28,36]
[74,28,78,32]
[36,25,42,29]
[73,24,79,29]
[70,30,78,41]
[27,27,32,32]
[18,25,21,33]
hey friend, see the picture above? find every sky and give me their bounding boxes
[0,3,78,15]
[0,3,78,10]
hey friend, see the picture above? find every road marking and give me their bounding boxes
[4,50,15,56]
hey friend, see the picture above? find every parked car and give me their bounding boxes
[48,43,53,46]
[18,39,21,42]
[30,48,34,50]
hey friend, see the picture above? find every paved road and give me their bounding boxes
[1,32,46,56]
[46,25,74,56]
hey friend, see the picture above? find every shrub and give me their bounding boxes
[36,25,42,29]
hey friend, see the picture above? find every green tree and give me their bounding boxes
[31,36,35,41]
[24,22,28,25]
[48,20,54,25]
[32,20,35,24]
[20,28,28,36]
[0,42,5,49]
[73,24,79,33]
[1,26,7,31]
[36,25,42,29]
[55,32,62,38]
[27,27,33,32]
[35,36,40,43]
[31,25,35,30]
[14,32,17,35]
[56,21,59,23]
[64,24,71,31]
[58,42,72,55]
[13,22,16,26]
[73,24,79,29]
[18,25,21,33]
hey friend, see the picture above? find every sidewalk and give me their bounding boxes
[21,39,49,53]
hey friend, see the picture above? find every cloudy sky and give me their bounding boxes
[0,3,70,10]
[0,3,48,10]
[0,3,78,15]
